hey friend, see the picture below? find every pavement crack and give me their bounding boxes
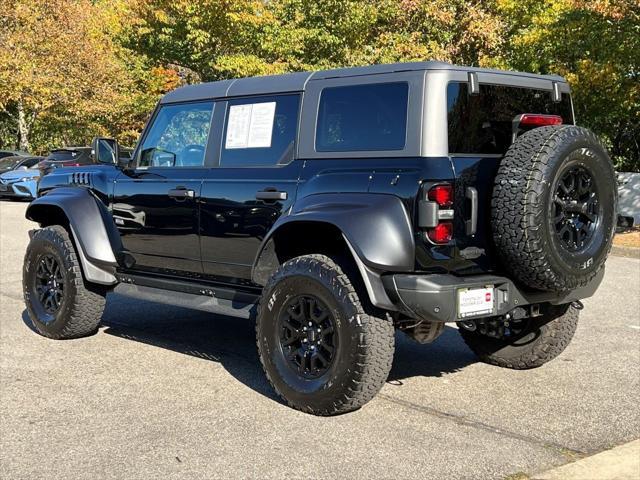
[378,393,586,457]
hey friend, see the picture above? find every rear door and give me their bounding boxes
[112,100,215,275]
[446,81,575,272]
[199,94,302,281]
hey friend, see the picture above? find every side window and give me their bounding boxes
[220,94,300,167]
[139,101,214,168]
[316,82,409,152]
[24,158,39,168]
[447,82,574,155]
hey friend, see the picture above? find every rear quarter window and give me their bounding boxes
[315,82,409,152]
[447,83,574,155]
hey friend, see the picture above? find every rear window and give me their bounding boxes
[316,82,409,152]
[447,83,574,155]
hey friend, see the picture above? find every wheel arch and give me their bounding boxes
[26,188,120,285]
[253,192,416,310]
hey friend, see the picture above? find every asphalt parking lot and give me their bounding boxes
[1,199,639,480]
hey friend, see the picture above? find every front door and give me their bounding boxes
[199,94,302,281]
[112,100,215,275]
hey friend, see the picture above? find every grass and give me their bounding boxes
[613,226,640,248]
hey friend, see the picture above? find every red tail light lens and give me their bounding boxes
[61,161,81,167]
[519,114,563,127]
[428,184,453,207]
[427,222,453,244]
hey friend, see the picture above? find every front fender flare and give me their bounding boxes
[26,188,120,285]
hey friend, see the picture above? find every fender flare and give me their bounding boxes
[26,188,120,285]
[252,193,416,310]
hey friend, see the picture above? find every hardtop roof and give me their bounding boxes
[161,61,567,104]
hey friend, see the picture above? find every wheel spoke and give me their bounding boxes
[321,326,334,336]
[310,304,328,323]
[281,334,298,347]
[315,350,329,368]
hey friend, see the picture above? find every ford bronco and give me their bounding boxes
[22,62,617,415]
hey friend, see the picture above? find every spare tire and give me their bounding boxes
[492,125,616,292]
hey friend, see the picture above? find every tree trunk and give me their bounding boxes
[17,100,31,152]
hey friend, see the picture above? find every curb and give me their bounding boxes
[532,439,640,480]
[611,245,640,259]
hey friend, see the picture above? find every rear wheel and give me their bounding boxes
[458,304,579,369]
[256,254,395,415]
[23,225,106,339]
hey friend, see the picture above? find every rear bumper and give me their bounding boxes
[382,268,604,323]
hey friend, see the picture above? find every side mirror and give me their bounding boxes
[92,137,119,165]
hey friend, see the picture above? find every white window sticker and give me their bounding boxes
[225,104,252,149]
[225,102,276,149]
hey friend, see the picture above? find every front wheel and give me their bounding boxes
[23,225,106,339]
[256,254,395,416]
[459,304,579,369]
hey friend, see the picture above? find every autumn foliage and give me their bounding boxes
[0,0,637,170]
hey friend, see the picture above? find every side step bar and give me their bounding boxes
[112,272,261,319]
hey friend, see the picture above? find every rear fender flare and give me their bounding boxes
[252,193,416,310]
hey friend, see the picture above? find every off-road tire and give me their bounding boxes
[23,225,106,339]
[256,254,395,416]
[459,304,579,369]
[492,126,616,292]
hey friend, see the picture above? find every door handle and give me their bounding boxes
[255,190,287,201]
[168,187,195,199]
[465,187,478,235]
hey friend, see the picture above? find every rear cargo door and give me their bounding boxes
[446,81,575,272]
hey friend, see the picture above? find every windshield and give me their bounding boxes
[0,156,22,169]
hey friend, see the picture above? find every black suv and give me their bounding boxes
[23,62,616,415]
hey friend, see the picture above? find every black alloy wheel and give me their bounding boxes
[23,225,106,339]
[552,165,600,252]
[278,295,336,379]
[34,254,64,317]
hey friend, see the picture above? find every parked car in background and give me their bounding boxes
[38,146,132,176]
[0,162,41,200]
[0,150,29,160]
[0,155,41,174]
[617,172,640,227]
[37,147,92,176]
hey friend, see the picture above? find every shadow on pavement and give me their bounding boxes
[22,292,478,405]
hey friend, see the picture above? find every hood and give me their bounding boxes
[0,169,40,181]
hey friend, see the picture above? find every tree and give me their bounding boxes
[496,0,639,170]
[0,0,176,152]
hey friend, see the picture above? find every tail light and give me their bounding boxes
[60,161,82,167]
[518,114,563,127]
[422,183,455,244]
[427,184,453,208]
[427,222,453,244]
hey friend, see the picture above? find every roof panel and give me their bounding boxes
[160,79,235,104]
[226,71,314,97]
[160,62,567,104]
